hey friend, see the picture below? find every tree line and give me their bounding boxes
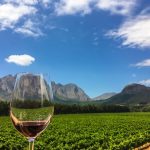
[0,101,130,116]
[54,104,130,114]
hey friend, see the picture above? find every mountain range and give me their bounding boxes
[105,84,150,105]
[0,75,150,106]
[0,75,90,101]
[0,75,15,101]
[51,81,90,101]
[93,92,116,100]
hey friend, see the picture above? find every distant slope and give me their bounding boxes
[0,75,91,102]
[1,74,150,105]
[93,92,116,100]
[105,84,150,105]
[0,75,15,101]
[52,81,90,101]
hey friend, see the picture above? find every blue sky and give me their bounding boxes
[0,0,150,98]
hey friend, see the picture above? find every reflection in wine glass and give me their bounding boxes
[10,73,54,150]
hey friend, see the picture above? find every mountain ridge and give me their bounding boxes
[52,81,90,101]
[105,83,150,105]
[0,75,150,106]
[0,75,90,101]
[93,92,116,100]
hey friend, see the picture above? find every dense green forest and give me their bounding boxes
[1,100,150,116]
[0,101,130,115]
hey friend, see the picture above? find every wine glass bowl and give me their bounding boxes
[10,73,54,149]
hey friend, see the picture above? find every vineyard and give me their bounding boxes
[0,113,150,150]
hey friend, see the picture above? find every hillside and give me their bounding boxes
[105,84,150,105]
[52,81,90,101]
[93,92,116,100]
[0,75,90,102]
[1,75,150,105]
[0,75,15,101]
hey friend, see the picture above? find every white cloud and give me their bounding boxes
[55,0,136,16]
[15,20,43,37]
[0,0,52,36]
[55,0,93,15]
[4,0,51,6]
[133,59,150,67]
[107,12,150,48]
[4,0,38,5]
[15,28,43,37]
[96,0,136,16]
[5,54,35,66]
[0,3,36,30]
[139,79,150,87]
[41,0,52,7]
[0,0,138,36]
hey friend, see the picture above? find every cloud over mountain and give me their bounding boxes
[139,79,150,87]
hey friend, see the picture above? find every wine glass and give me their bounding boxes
[10,73,54,150]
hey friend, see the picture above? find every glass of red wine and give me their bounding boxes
[10,73,54,150]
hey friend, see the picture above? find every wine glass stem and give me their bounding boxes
[29,138,34,150]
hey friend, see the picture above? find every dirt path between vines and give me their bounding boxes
[134,143,150,150]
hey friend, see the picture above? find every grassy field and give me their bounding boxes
[0,113,150,150]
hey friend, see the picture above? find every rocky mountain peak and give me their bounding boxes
[122,83,149,94]
[52,81,90,101]
[0,75,16,100]
[0,75,90,101]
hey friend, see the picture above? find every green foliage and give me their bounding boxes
[0,101,9,116]
[0,101,130,115]
[0,113,150,149]
[54,104,130,114]
[11,99,53,108]
[11,107,54,121]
